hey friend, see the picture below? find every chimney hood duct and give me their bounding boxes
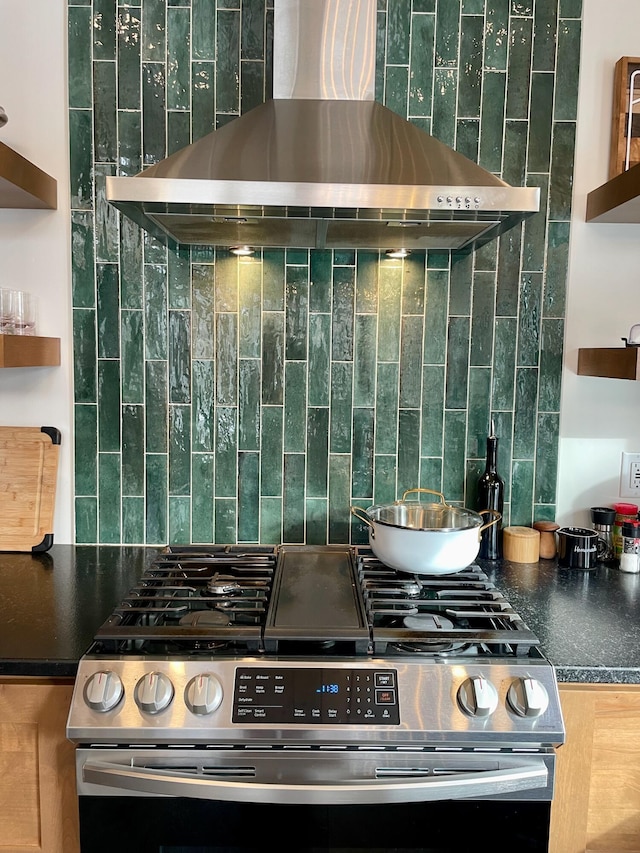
[106,0,539,252]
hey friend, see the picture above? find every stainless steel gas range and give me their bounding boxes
[66,544,565,852]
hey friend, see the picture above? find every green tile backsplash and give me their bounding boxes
[68,0,581,545]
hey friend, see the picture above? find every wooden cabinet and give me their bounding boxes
[0,677,79,853]
[0,335,61,368]
[550,683,640,853]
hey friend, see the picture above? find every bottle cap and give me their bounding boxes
[614,502,639,515]
[591,506,616,525]
[621,520,640,537]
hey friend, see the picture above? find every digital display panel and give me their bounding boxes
[232,667,399,725]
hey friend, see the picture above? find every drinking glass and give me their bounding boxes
[13,291,37,335]
[0,288,16,334]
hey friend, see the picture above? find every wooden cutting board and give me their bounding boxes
[0,426,61,552]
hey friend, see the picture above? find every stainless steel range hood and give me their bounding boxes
[106,0,539,252]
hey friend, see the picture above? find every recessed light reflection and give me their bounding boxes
[386,248,411,259]
[229,245,255,256]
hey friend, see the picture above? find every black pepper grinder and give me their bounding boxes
[476,419,505,560]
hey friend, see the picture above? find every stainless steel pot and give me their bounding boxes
[351,488,500,575]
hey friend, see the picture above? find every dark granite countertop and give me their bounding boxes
[1,546,638,684]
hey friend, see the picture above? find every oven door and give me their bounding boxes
[75,746,555,852]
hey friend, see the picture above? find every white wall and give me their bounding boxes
[557,0,640,527]
[0,0,74,542]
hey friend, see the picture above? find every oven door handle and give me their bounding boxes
[81,759,549,804]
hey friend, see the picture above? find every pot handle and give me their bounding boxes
[478,510,501,533]
[351,506,373,529]
[401,488,447,505]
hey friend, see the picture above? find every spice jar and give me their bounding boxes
[590,507,616,564]
[620,520,640,573]
[612,502,638,560]
[533,521,559,559]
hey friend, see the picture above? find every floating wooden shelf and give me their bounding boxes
[0,335,61,368]
[0,141,57,209]
[577,347,640,380]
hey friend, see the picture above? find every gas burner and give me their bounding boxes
[206,577,242,595]
[403,613,454,631]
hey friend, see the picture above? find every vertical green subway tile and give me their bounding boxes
[310,251,333,313]
[239,258,262,358]
[539,319,564,411]
[456,118,480,161]
[385,64,409,120]
[118,110,142,176]
[121,310,144,404]
[399,316,423,407]
[533,0,558,72]
[375,6,386,103]
[375,452,399,504]
[98,452,122,543]
[193,0,216,60]
[73,308,97,403]
[144,264,168,360]
[242,0,265,59]
[449,251,473,315]
[75,404,98,495]
[262,250,285,310]
[466,366,492,457]
[93,0,116,61]
[285,266,308,360]
[167,111,190,155]
[168,247,191,310]
[261,406,283,496]
[432,68,457,147]
[215,499,237,543]
[216,8,240,114]
[214,406,237,496]
[511,459,534,525]
[305,499,328,545]
[484,0,509,70]
[478,72,506,172]
[352,407,374,499]
[306,407,329,498]
[142,62,166,165]
[378,262,402,361]
[402,254,426,315]
[238,451,259,541]
[169,404,191,495]
[492,317,517,410]
[117,7,141,111]
[503,120,528,187]
[260,496,282,544]
[423,268,448,364]
[544,221,569,317]
[262,311,284,405]
[435,0,460,67]
[69,109,93,209]
[98,360,121,452]
[215,312,237,405]
[71,211,96,308]
[95,165,120,264]
[192,62,216,141]
[559,0,581,18]
[284,362,307,452]
[444,317,470,409]
[512,1,534,13]
[142,0,166,61]
[94,61,117,162]
[308,313,331,407]
[120,216,144,309]
[397,409,421,495]
[146,453,168,543]
[421,365,445,457]
[409,11,434,118]
[122,403,145,495]
[549,122,576,221]
[355,252,379,313]
[215,256,238,312]
[192,453,214,542]
[522,176,549,273]
[328,454,351,544]
[375,362,399,454]
[496,227,523,316]
[192,359,215,451]
[458,13,483,118]
[513,367,539,458]
[192,264,215,359]
[122,497,145,543]
[386,0,411,65]
[238,358,260,451]
[473,237,498,275]
[330,362,353,454]
[528,72,554,172]
[331,267,355,361]
[517,272,543,366]
[442,410,466,501]
[167,6,191,111]
[75,497,98,543]
[169,496,191,543]
[68,6,92,109]
[169,309,191,404]
[283,454,305,543]
[420,457,443,494]
[506,18,533,119]
[354,314,377,407]
[241,60,265,114]
[97,263,120,358]
[145,360,168,452]
[470,271,496,366]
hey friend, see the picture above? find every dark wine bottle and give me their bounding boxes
[476,419,505,560]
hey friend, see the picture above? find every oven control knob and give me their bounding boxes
[507,677,549,718]
[185,674,223,715]
[134,672,174,714]
[457,676,498,717]
[84,670,124,712]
